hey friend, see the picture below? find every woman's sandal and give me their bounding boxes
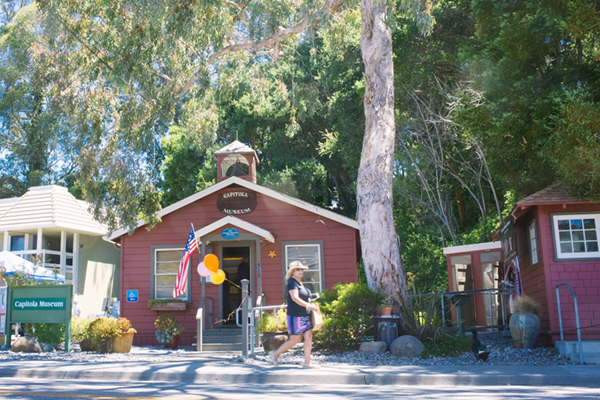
[301,363,320,369]
[269,353,279,366]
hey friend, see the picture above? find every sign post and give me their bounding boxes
[5,285,73,352]
[0,287,6,347]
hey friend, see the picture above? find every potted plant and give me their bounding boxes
[112,317,137,353]
[509,295,541,349]
[256,308,288,352]
[380,296,394,317]
[155,315,184,349]
[148,299,187,311]
[71,317,94,351]
[88,317,121,353]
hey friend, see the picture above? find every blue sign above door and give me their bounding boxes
[221,227,240,240]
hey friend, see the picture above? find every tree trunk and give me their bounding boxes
[358,0,408,309]
[455,188,467,227]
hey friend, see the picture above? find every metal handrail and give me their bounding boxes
[415,287,513,332]
[240,303,288,356]
[556,282,584,365]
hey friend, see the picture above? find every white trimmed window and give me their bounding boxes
[552,214,600,260]
[154,248,188,300]
[284,243,323,294]
[528,220,539,265]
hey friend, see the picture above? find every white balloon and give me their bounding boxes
[197,261,211,277]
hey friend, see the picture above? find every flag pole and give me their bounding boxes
[191,222,201,255]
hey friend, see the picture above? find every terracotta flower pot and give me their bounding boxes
[113,332,135,353]
[79,340,92,352]
[260,332,289,352]
[164,334,180,349]
[380,306,393,316]
[509,312,540,349]
[95,339,114,353]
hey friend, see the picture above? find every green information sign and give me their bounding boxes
[13,298,66,310]
[5,285,73,352]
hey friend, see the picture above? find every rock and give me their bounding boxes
[260,332,289,353]
[359,341,388,354]
[41,343,55,352]
[11,337,43,353]
[390,335,425,357]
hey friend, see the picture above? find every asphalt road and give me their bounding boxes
[0,378,599,400]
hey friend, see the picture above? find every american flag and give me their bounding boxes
[172,227,198,298]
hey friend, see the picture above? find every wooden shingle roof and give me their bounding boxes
[516,183,588,206]
[0,185,107,235]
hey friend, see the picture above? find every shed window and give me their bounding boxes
[284,243,323,294]
[552,214,600,260]
[528,220,539,265]
[154,248,188,300]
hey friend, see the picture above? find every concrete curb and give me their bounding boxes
[1,362,599,387]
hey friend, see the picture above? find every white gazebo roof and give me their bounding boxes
[0,185,107,236]
[0,197,18,219]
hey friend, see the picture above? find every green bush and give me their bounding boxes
[30,323,65,347]
[71,317,93,342]
[421,330,471,358]
[316,283,382,351]
[256,309,287,333]
[88,317,121,352]
[0,270,58,287]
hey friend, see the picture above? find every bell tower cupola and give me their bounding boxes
[214,139,259,184]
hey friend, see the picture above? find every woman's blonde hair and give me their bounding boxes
[286,261,308,280]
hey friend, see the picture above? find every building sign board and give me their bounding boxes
[221,227,240,240]
[5,285,73,352]
[217,191,256,215]
[13,298,66,310]
[0,288,6,336]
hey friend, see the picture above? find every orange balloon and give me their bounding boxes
[204,254,219,272]
[210,269,226,285]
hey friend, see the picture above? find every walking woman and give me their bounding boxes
[270,261,320,368]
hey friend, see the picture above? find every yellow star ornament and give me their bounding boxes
[268,251,276,258]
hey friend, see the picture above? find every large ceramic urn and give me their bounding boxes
[509,312,540,349]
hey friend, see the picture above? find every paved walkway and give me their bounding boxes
[1,348,599,387]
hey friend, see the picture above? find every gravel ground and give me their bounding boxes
[247,337,577,367]
[0,337,578,366]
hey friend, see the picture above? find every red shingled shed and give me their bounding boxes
[502,183,600,343]
[109,141,360,347]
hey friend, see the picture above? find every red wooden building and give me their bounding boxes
[109,141,360,346]
[502,183,600,343]
[443,242,504,331]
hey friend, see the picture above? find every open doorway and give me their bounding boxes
[221,246,250,325]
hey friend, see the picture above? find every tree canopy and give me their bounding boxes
[1,0,599,293]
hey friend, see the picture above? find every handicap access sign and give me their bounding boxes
[221,227,240,240]
[126,290,138,303]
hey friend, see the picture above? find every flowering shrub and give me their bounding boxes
[117,317,137,334]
